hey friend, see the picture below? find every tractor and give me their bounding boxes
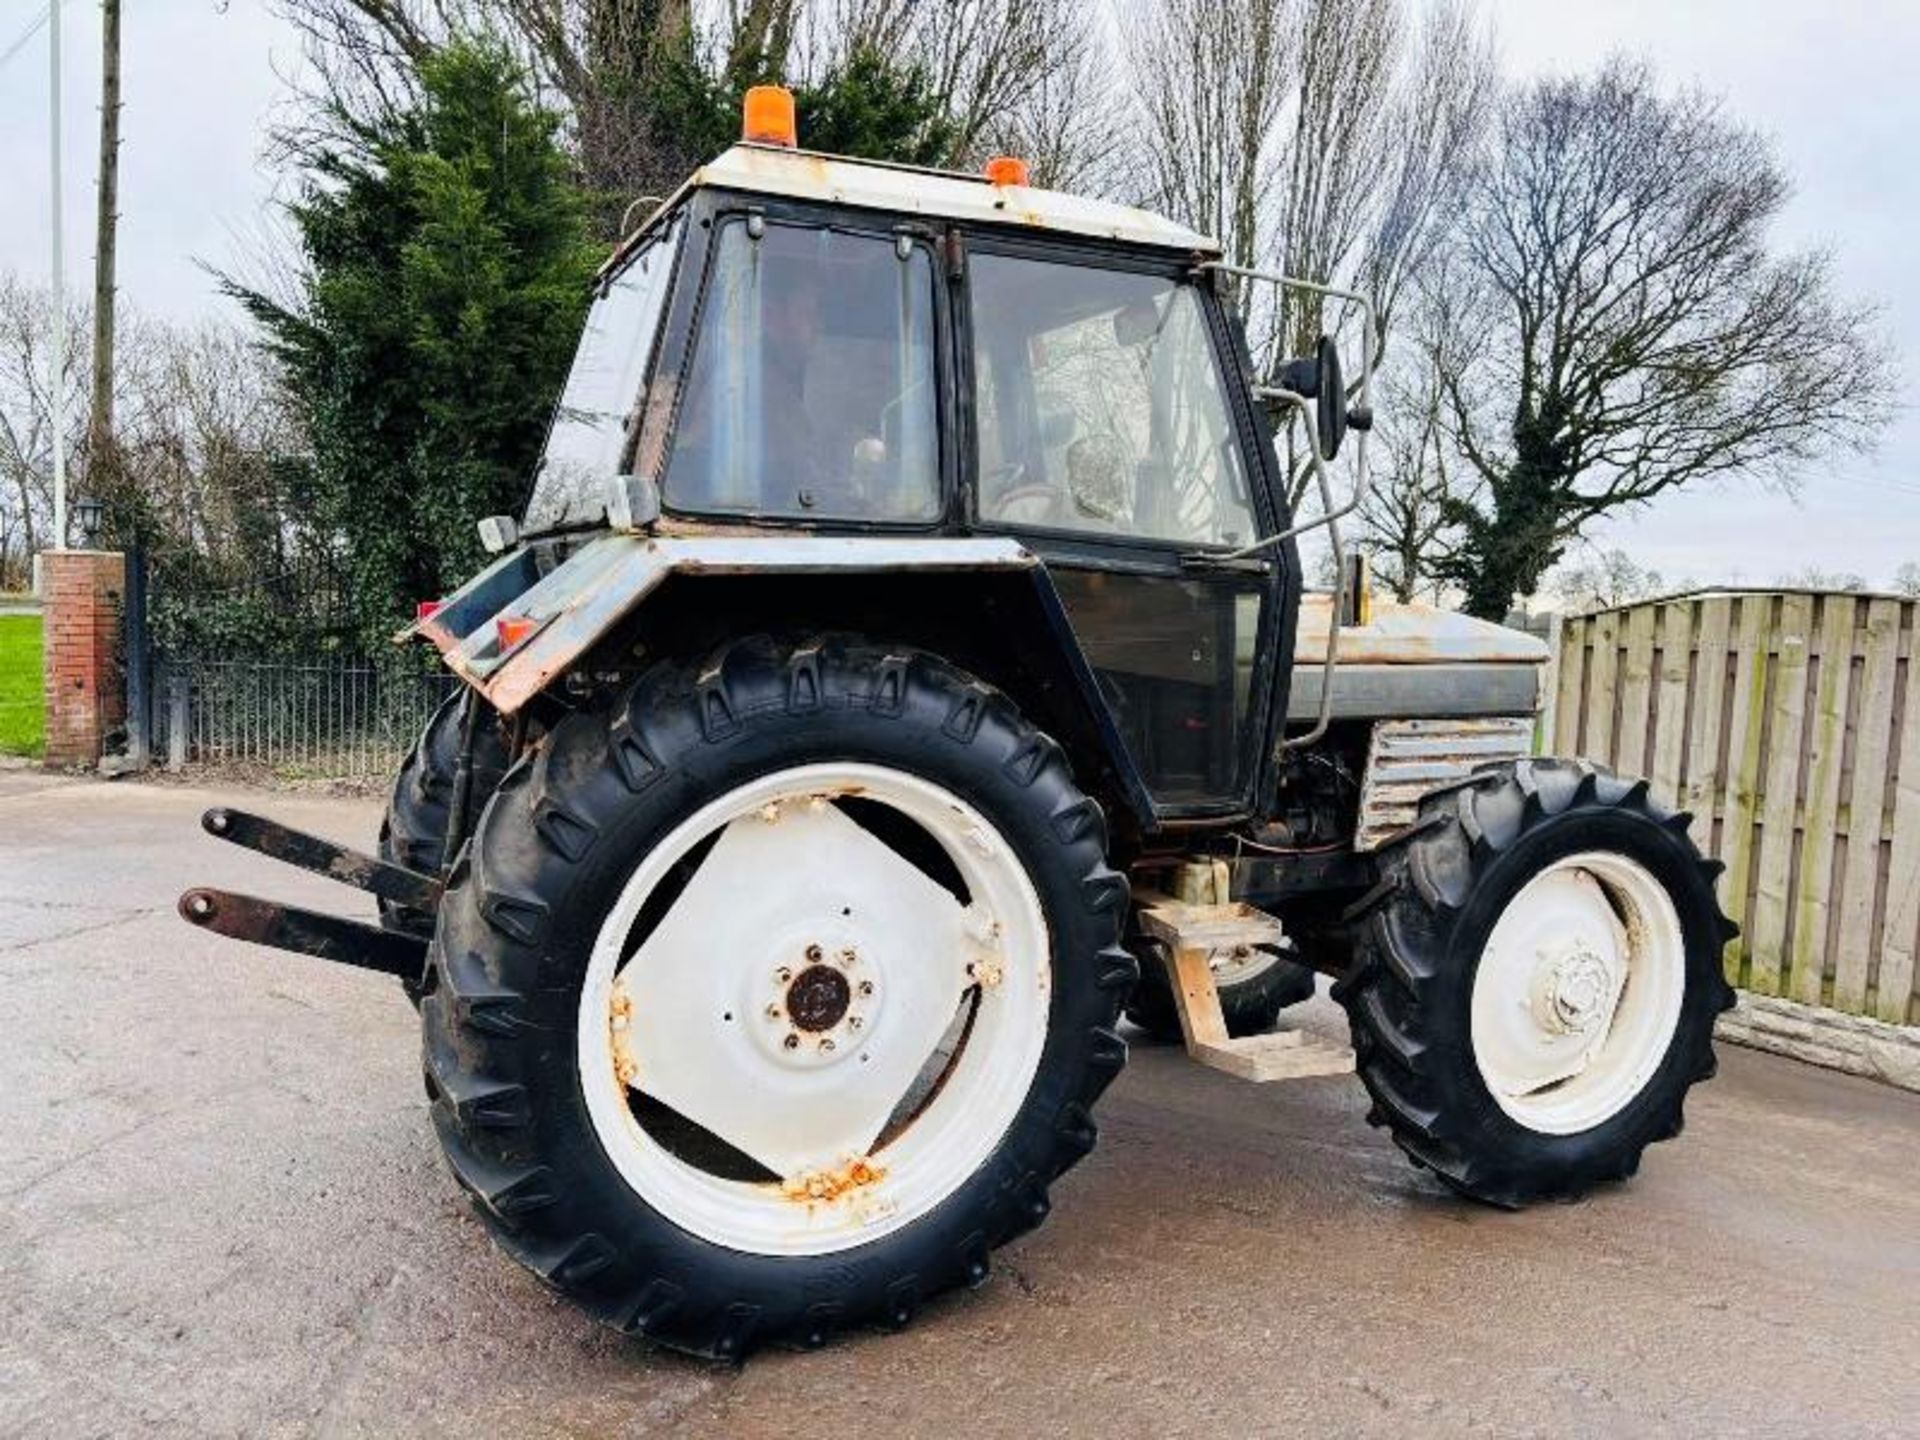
[181,87,1736,1359]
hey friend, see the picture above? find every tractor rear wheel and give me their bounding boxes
[1334,759,1735,1207]
[420,636,1134,1356]
[379,689,509,938]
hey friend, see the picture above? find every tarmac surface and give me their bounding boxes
[3,767,1918,1438]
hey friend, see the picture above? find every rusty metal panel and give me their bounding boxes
[691,144,1217,252]
[442,535,1037,716]
[1287,662,1544,721]
[1355,716,1536,850]
[1294,593,1551,666]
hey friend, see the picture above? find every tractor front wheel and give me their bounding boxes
[1334,759,1735,1207]
[420,636,1135,1356]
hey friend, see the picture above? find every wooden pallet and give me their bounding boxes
[1134,890,1355,1082]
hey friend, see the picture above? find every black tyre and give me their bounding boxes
[420,635,1135,1357]
[378,689,509,937]
[1334,759,1736,1207]
[1123,939,1316,1041]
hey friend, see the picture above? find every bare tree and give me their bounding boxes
[1272,0,1400,359]
[964,8,1125,192]
[1123,0,1493,516]
[1360,356,1461,602]
[1434,58,1898,618]
[1776,565,1869,592]
[1124,0,1296,273]
[1549,546,1666,613]
[0,275,91,584]
[276,0,1104,223]
[1895,562,1920,599]
[0,272,303,589]
[274,0,709,211]
[1350,0,1494,359]
[830,0,1105,174]
[117,320,306,566]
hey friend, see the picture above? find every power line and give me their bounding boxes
[0,3,53,73]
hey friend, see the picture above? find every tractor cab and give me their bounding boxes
[490,106,1371,830]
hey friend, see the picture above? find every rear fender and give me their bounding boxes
[408,534,1157,838]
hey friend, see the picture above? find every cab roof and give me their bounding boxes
[628,143,1219,256]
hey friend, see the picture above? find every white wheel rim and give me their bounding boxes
[1469,850,1686,1135]
[578,762,1051,1257]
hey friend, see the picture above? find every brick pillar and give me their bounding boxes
[41,550,127,768]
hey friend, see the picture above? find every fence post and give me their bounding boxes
[124,542,150,767]
[1539,611,1564,756]
[166,664,188,771]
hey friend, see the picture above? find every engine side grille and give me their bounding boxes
[1355,717,1536,851]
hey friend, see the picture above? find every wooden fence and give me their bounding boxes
[1550,590,1920,1026]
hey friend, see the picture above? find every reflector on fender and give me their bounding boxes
[496,615,540,651]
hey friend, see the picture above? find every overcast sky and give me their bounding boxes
[2,0,1914,586]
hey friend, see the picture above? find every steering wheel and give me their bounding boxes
[981,463,1065,525]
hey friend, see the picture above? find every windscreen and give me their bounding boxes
[522,215,682,533]
[662,219,941,522]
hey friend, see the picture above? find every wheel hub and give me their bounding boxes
[787,961,852,1032]
[580,761,1054,1256]
[1531,944,1614,1035]
[749,929,883,1069]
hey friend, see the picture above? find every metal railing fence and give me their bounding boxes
[154,655,457,779]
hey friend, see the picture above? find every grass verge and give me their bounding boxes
[0,614,46,757]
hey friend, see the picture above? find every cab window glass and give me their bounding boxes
[664,220,940,521]
[524,215,680,532]
[969,254,1256,547]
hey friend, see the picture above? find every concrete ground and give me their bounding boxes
[3,769,1917,1439]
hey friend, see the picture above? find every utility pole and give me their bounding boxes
[90,0,122,513]
[49,0,68,552]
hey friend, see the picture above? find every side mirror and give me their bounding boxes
[1271,335,1368,461]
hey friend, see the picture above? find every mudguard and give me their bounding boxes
[408,533,1157,829]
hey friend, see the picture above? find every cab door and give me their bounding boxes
[960,239,1294,822]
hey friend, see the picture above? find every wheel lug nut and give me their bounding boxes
[858,980,874,996]
[848,1015,863,1030]
[783,1034,800,1050]
[766,1004,783,1020]
[805,944,823,963]
[819,1037,836,1053]
[840,948,857,965]
[776,966,793,983]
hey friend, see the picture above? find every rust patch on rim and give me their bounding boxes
[780,1155,887,1206]
[609,978,639,1087]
